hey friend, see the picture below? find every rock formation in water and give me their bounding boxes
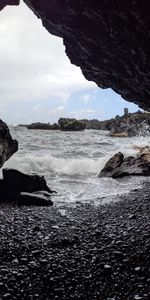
[0,119,18,168]
[99,148,150,178]
[58,118,86,131]
[27,122,60,130]
[83,110,150,137]
[108,111,150,137]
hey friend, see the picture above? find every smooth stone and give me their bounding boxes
[2,168,51,193]
[17,192,53,206]
[0,168,54,202]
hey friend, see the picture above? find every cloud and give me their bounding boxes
[32,103,42,112]
[82,94,90,104]
[0,1,96,123]
[69,109,105,120]
[56,106,65,112]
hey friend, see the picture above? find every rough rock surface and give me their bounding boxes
[83,111,150,136]
[99,152,124,178]
[99,150,150,178]
[0,0,19,11]
[0,185,149,299]
[58,118,86,131]
[109,111,150,137]
[27,122,60,130]
[0,120,18,168]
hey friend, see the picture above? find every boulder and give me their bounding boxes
[113,153,150,178]
[0,168,55,205]
[99,151,150,178]
[58,118,86,131]
[99,152,124,178]
[0,120,18,168]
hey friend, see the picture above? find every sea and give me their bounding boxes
[4,126,150,208]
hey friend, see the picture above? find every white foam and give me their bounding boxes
[5,153,110,176]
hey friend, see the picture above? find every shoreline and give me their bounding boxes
[0,183,149,299]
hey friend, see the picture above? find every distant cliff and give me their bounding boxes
[27,123,60,130]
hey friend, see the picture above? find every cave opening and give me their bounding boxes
[0,1,150,300]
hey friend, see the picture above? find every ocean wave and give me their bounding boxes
[4,153,110,176]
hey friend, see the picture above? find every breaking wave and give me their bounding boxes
[5,153,110,176]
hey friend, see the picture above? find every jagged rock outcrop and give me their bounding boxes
[27,122,60,130]
[99,150,150,178]
[58,118,86,131]
[109,111,150,137]
[82,111,150,136]
[0,120,18,168]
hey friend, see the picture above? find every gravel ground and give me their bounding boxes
[0,183,149,300]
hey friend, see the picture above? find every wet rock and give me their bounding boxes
[0,120,18,168]
[99,151,150,178]
[3,168,51,192]
[99,152,124,178]
[17,192,53,206]
[111,131,129,137]
[0,168,54,205]
[58,118,86,131]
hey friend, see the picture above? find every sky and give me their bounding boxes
[0,1,139,125]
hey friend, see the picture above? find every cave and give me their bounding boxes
[0,1,150,300]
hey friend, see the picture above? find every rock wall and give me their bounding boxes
[1,1,150,110]
[0,120,18,168]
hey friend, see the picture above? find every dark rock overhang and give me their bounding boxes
[1,1,150,110]
[0,0,19,10]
